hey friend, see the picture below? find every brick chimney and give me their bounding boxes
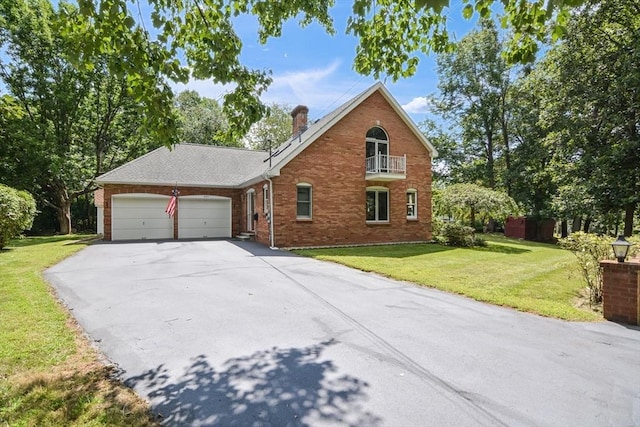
[291,105,309,136]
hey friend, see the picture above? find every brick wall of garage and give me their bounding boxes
[102,184,242,240]
[269,91,433,248]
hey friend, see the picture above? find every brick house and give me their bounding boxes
[95,82,438,248]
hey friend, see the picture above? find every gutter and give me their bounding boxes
[263,173,276,249]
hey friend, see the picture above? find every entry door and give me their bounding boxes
[247,190,256,232]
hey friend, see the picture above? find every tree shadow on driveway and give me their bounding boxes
[125,339,381,426]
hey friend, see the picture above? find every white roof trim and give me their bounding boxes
[376,84,439,158]
[96,180,245,189]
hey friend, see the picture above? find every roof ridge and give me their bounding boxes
[179,142,267,153]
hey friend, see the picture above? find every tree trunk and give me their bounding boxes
[486,131,495,189]
[56,201,72,234]
[561,220,568,238]
[500,95,512,196]
[49,179,72,235]
[624,203,636,237]
[583,217,592,233]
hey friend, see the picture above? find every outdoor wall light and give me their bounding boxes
[611,235,632,263]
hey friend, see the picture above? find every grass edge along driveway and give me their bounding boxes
[0,235,157,426]
[294,235,600,322]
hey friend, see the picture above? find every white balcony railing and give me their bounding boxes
[365,154,406,175]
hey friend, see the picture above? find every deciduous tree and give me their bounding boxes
[435,183,519,228]
[242,103,293,151]
[0,0,158,234]
[61,0,590,147]
[175,90,237,146]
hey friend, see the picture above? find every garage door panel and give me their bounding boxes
[111,196,173,241]
[178,198,231,239]
[112,218,172,229]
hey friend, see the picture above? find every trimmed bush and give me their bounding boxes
[0,184,37,249]
[436,222,487,247]
[559,232,639,305]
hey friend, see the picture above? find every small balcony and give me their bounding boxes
[365,154,406,181]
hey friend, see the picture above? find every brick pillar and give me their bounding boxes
[601,259,640,325]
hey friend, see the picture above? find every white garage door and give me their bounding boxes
[178,196,231,239]
[111,194,173,241]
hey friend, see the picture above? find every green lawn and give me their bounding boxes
[0,236,156,426]
[294,235,600,321]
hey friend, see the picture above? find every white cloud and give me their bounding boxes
[263,60,377,118]
[401,96,433,114]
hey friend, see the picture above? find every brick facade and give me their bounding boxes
[100,89,434,247]
[102,184,242,241]
[268,91,433,248]
[601,259,640,325]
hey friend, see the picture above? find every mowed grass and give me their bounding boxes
[0,236,157,426]
[294,234,600,321]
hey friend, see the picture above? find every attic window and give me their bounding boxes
[366,126,389,166]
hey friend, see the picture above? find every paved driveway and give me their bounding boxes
[46,240,640,426]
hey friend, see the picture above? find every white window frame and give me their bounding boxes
[366,186,389,223]
[406,189,417,220]
[296,183,312,220]
[263,184,269,214]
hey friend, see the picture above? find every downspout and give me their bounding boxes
[265,174,276,249]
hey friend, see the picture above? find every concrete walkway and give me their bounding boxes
[46,240,640,426]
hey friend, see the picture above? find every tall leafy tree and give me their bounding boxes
[0,0,158,234]
[242,103,293,151]
[536,0,640,236]
[435,19,515,191]
[175,90,237,146]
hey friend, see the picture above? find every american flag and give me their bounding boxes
[165,187,178,217]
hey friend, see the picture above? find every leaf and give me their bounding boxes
[418,0,450,14]
[462,4,474,19]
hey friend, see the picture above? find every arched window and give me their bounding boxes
[366,126,389,160]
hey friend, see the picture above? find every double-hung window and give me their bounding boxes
[406,189,417,219]
[366,188,389,222]
[296,183,312,219]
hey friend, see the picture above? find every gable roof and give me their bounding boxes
[262,82,438,179]
[96,82,437,189]
[96,144,268,188]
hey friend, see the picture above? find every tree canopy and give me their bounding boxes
[58,0,591,147]
[174,90,238,146]
[242,103,293,151]
[0,0,160,234]
[435,183,519,227]
[427,0,639,236]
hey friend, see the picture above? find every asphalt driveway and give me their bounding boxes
[46,240,640,426]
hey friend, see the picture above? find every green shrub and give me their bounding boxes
[559,232,639,305]
[0,184,37,249]
[436,221,487,247]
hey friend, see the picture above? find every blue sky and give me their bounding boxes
[172,2,482,125]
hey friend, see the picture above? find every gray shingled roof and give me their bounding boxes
[96,144,269,187]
